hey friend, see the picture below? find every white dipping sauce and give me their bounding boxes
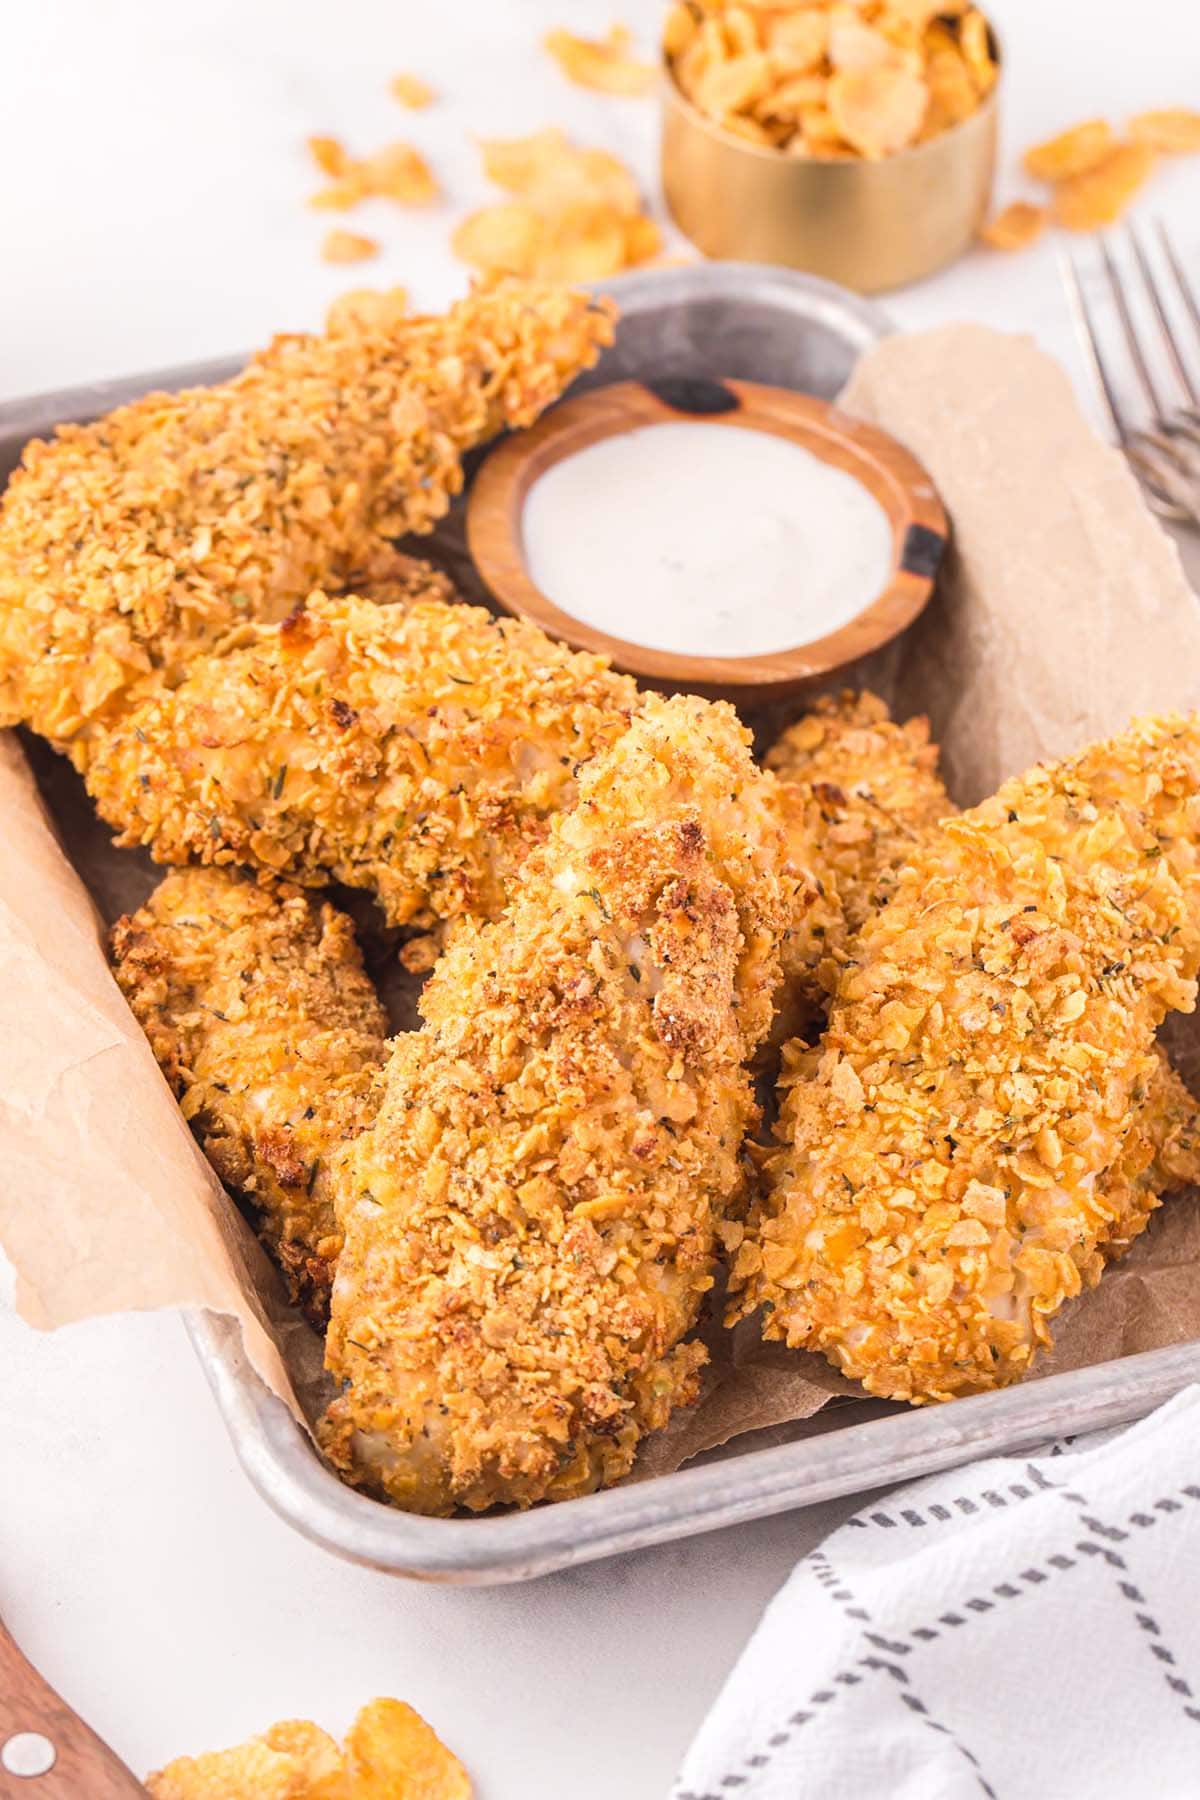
[521,420,894,659]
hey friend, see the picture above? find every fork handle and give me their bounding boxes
[0,1621,147,1797]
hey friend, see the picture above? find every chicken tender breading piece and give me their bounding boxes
[734,713,1200,1402]
[318,694,794,1513]
[110,867,387,1321]
[0,277,613,754]
[768,690,952,1020]
[87,592,637,929]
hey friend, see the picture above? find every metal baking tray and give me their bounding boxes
[6,261,1199,1584]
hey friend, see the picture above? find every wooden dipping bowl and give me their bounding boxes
[467,376,947,701]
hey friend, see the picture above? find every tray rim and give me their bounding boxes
[185,1309,1200,1584]
[11,261,1196,1585]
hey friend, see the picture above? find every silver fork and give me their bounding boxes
[1060,220,1200,527]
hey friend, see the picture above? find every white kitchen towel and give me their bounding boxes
[673,1386,1200,1800]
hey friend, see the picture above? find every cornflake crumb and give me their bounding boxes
[320,229,380,264]
[390,71,437,108]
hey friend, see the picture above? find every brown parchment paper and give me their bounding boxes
[6,321,1200,1475]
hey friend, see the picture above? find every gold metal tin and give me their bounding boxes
[661,56,1000,293]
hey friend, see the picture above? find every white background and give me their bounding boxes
[1,2,1199,1794]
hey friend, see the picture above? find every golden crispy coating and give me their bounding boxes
[110,867,387,1321]
[0,278,613,754]
[735,714,1200,1402]
[768,690,952,1018]
[319,694,794,1513]
[87,592,637,929]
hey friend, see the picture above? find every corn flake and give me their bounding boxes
[665,0,998,159]
[326,286,409,336]
[310,140,439,211]
[320,229,379,264]
[958,8,997,93]
[979,199,1048,251]
[307,136,350,178]
[1053,139,1156,231]
[390,72,436,108]
[1023,118,1114,182]
[828,62,928,158]
[148,1702,471,1800]
[1128,108,1200,154]
[545,24,657,95]
[343,1699,471,1800]
[458,129,658,282]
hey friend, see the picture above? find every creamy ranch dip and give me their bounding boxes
[522,421,893,659]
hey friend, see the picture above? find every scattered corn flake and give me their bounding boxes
[149,1702,470,1800]
[666,0,999,159]
[146,1731,339,1799]
[1128,107,1200,154]
[456,129,658,282]
[390,72,436,108]
[1023,118,1114,182]
[828,62,928,157]
[622,212,664,265]
[363,141,439,204]
[1053,139,1156,231]
[452,204,545,277]
[307,135,350,178]
[343,1699,471,1800]
[979,199,1048,250]
[326,286,409,336]
[309,139,439,210]
[321,228,380,264]
[261,1721,346,1789]
[544,23,657,95]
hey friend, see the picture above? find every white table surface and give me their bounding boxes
[1,2,1198,1793]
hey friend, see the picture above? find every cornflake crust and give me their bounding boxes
[0,277,614,760]
[147,1698,471,1799]
[767,689,952,1028]
[318,694,797,1514]
[85,588,638,930]
[664,0,998,160]
[736,713,1200,1403]
[110,868,388,1325]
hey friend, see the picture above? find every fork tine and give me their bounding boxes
[1157,218,1200,354]
[1128,223,1200,408]
[1101,234,1169,419]
[1059,245,1133,443]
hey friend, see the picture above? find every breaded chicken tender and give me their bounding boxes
[735,714,1200,1401]
[0,278,613,754]
[768,690,952,1019]
[318,694,794,1513]
[87,592,637,929]
[110,867,387,1321]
